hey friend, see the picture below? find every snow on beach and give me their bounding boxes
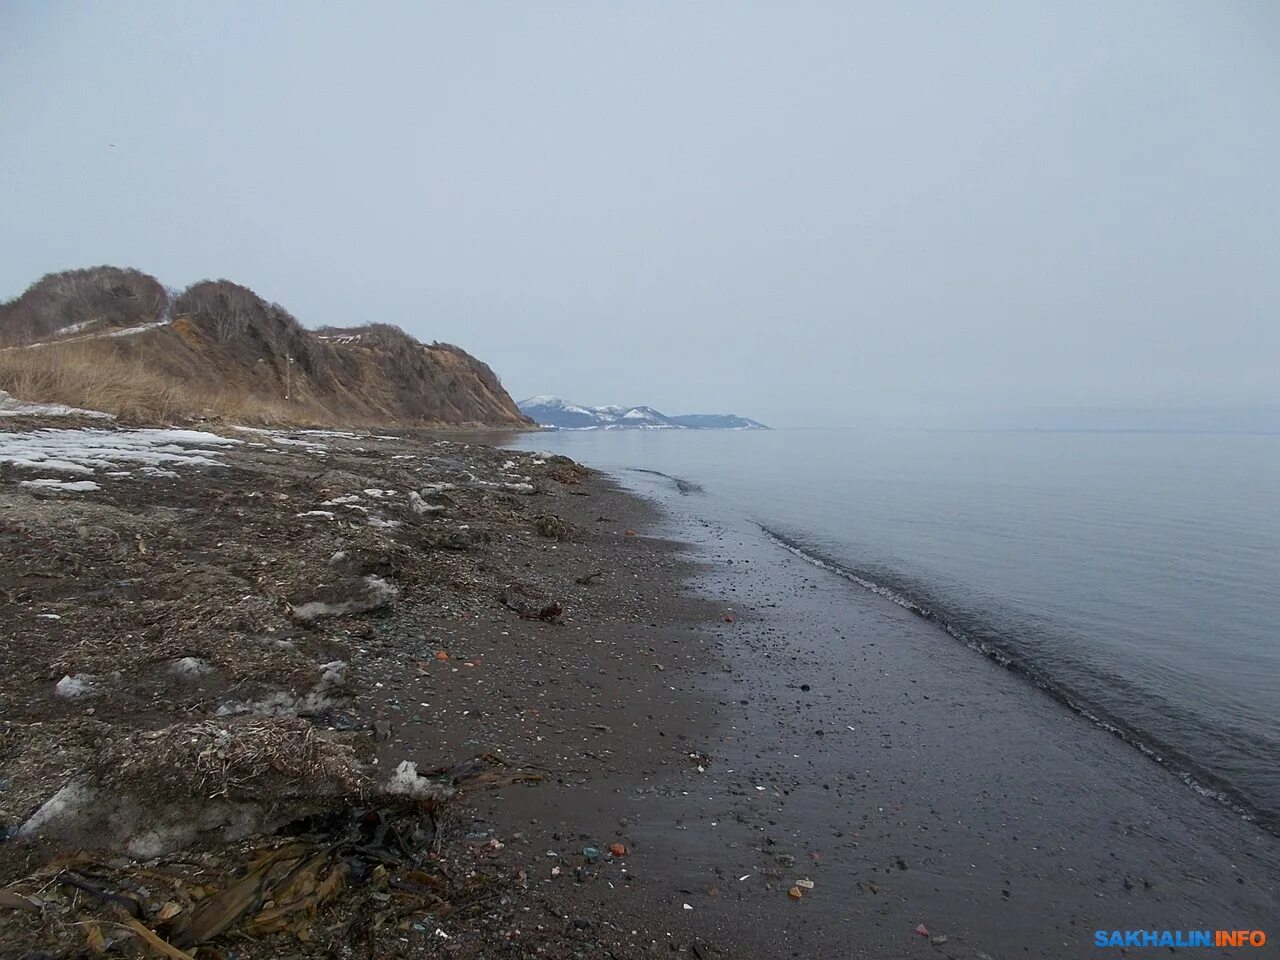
[19,479,102,492]
[0,390,113,419]
[1,426,242,481]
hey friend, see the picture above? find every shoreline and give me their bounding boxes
[758,525,1270,838]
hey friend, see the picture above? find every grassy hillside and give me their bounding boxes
[0,267,533,428]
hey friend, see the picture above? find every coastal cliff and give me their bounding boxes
[0,266,534,428]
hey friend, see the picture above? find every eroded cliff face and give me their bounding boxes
[0,268,534,427]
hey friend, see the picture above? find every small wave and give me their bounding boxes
[629,467,703,495]
[757,524,1272,836]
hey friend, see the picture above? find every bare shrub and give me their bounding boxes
[0,266,168,346]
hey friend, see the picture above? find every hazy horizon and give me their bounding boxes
[3,2,1277,429]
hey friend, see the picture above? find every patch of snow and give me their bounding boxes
[408,491,444,515]
[267,436,319,447]
[19,478,101,492]
[0,390,114,419]
[168,657,214,678]
[296,510,336,520]
[216,660,349,717]
[321,494,362,506]
[13,319,172,352]
[101,320,171,339]
[228,425,327,449]
[0,427,241,478]
[20,780,98,837]
[386,760,455,800]
[291,575,398,623]
[53,319,98,336]
[55,674,100,698]
[501,482,536,494]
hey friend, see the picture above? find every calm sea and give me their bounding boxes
[507,427,1280,831]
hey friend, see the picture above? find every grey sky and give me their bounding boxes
[2,2,1277,427]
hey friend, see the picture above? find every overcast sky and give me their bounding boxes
[2,2,1277,427]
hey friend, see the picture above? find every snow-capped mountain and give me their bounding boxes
[518,396,769,431]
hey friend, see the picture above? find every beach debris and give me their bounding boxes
[609,843,627,857]
[501,583,565,622]
[787,886,803,899]
[624,529,637,537]
[915,923,930,937]
[796,878,815,890]
[543,456,590,485]
[435,650,450,661]
[1,753,544,956]
[931,934,950,945]
[533,513,570,540]
[575,570,603,585]
[582,846,601,863]
[722,612,736,623]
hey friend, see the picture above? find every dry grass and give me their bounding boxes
[95,716,372,803]
[0,342,326,425]
[0,342,187,421]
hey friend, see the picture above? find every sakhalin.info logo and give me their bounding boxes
[1094,930,1267,948]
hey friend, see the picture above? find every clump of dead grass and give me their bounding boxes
[94,716,372,804]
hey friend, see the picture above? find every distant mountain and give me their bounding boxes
[519,396,768,431]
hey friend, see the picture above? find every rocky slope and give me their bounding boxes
[0,266,533,428]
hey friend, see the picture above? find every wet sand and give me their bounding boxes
[398,471,1280,958]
